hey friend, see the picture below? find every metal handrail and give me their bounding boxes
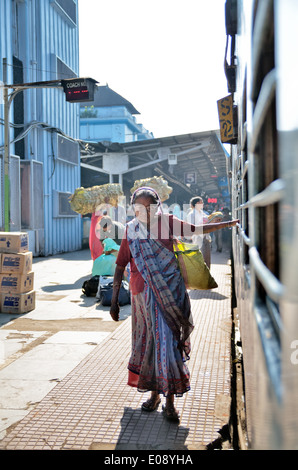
[236,223,251,246]
[237,179,284,210]
[250,69,277,153]
[251,0,274,97]
[242,160,249,179]
[249,246,284,303]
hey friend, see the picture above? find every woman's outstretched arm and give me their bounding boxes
[176,217,239,238]
[200,219,239,234]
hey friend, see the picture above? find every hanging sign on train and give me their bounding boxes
[217,94,235,143]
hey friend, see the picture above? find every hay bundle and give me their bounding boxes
[130,176,172,202]
[69,183,123,215]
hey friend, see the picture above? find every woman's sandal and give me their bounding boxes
[141,396,161,412]
[162,403,180,422]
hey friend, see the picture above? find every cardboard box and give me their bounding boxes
[0,290,35,314]
[0,232,29,254]
[0,272,34,293]
[1,252,32,274]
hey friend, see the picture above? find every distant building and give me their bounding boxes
[80,85,154,143]
[0,0,81,256]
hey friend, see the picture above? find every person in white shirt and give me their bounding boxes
[187,196,211,267]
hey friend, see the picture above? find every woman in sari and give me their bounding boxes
[110,187,238,421]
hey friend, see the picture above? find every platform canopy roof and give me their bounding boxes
[79,129,230,201]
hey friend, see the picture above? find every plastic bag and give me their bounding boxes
[173,241,218,290]
[92,253,117,276]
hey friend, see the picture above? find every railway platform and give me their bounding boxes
[0,247,235,451]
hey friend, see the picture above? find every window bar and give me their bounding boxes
[237,179,284,209]
[237,223,250,246]
[251,0,274,97]
[250,69,277,154]
[237,159,249,191]
[249,246,284,303]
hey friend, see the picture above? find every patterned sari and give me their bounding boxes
[126,219,194,397]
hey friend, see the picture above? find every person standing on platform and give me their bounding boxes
[187,196,211,267]
[208,210,224,253]
[97,215,125,247]
[111,203,126,225]
[109,187,239,422]
[89,213,104,261]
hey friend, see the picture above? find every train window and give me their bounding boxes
[235,68,249,268]
[250,1,281,310]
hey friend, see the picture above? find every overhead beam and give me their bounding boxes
[81,155,169,175]
[81,162,109,174]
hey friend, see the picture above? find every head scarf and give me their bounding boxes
[131,186,161,206]
[131,186,163,216]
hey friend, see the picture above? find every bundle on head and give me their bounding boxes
[130,176,172,202]
[69,183,123,215]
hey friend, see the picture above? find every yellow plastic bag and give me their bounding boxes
[173,241,218,290]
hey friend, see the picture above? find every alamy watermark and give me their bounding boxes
[94,199,206,241]
[290,340,298,365]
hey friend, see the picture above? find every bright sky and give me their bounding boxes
[78,0,228,139]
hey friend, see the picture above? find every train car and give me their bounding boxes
[223,0,298,449]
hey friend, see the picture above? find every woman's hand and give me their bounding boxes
[110,301,120,322]
[109,265,125,321]
[222,219,239,228]
[202,219,239,234]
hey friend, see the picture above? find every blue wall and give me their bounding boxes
[0,0,82,255]
[80,105,154,143]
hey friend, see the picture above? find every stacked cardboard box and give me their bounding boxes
[0,232,35,314]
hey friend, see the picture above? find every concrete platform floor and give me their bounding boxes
[0,248,233,450]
